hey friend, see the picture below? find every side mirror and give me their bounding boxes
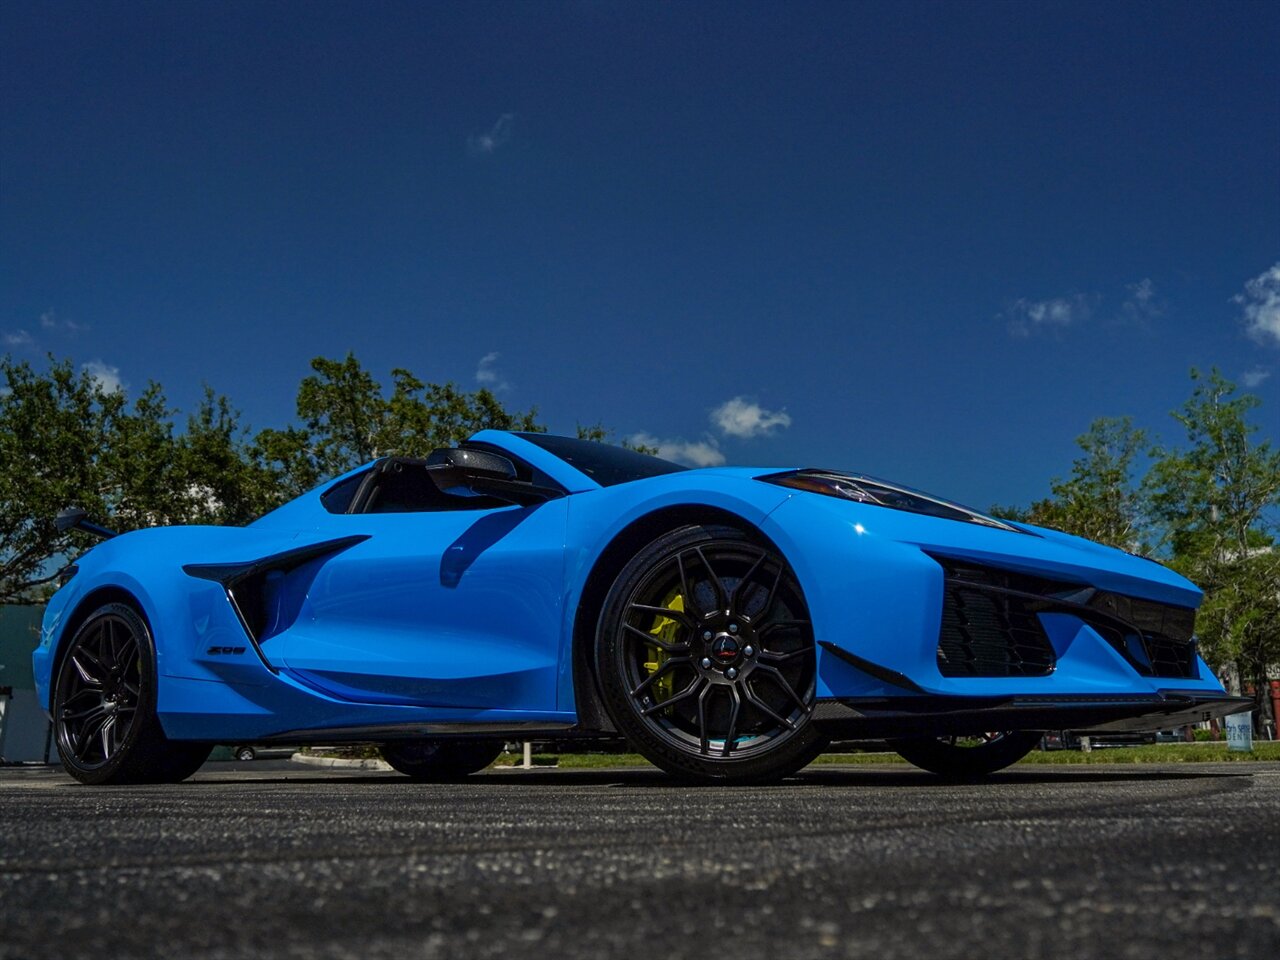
[55,506,117,540]
[426,448,517,482]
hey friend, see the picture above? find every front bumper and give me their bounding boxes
[812,690,1253,739]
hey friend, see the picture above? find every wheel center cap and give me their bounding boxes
[711,634,740,665]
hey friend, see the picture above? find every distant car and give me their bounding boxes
[228,744,295,761]
[33,431,1250,785]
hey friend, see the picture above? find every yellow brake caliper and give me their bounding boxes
[644,588,685,704]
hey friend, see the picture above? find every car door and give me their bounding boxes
[275,460,568,713]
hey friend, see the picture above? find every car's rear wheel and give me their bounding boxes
[597,524,821,783]
[379,740,503,781]
[53,603,212,785]
[235,746,257,761]
[889,731,1041,777]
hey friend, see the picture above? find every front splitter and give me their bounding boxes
[812,691,1253,739]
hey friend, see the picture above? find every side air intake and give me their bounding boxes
[184,536,369,669]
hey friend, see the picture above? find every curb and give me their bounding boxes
[290,753,393,771]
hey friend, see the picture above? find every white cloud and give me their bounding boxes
[83,360,124,395]
[710,397,792,439]
[3,329,33,347]
[1004,294,1094,337]
[1236,262,1280,346]
[468,113,515,156]
[630,432,726,467]
[475,351,510,391]
[1242,367,1271,388]
[39,309,87,334]
[1121,278,1163,324]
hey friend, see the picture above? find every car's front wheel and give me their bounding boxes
[597,524,822,783]
[53,603,211,785]
[889,731,1041,777]
[379,740,504,781]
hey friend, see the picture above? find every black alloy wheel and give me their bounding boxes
[888,730,1042,777]
[53,603,211,785]
[597,525,823,783]
[379,739,504,781]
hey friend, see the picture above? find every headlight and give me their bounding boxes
[761,470,1027,534]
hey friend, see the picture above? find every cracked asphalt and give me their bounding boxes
[1,760,1277,959]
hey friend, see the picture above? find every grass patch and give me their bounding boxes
[1015,742,1280,763]
[491,743,1280,769]
[309,742,1280,769]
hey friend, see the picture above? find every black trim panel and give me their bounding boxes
[819,641,927,693]
[812,691,1251,739]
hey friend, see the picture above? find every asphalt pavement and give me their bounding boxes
[1,760,1277,959]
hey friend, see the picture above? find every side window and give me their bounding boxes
[361,460,508,514]
[321,470,370,514]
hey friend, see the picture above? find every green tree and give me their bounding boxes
[252,354,545,500]
[1018,417,1150,550]
[0,358,260,602]
[1145,369,1280,719]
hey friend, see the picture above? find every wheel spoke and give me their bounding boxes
[728,550,767,616]
[113,633,139,672]
[721,685,742,755]
[694,547,728,612]
[99,715,118,759]
[753,663,811,714]
[628,603,696,631]
[697,683,714,755]
[757,647,814,664]
[101,618,117,667]
[63,703,109,722]
[76,712,110,759]
[70,655,103,687]
[758,619,812,638]
[629,657,690,699]
[675,552,697,617]
[742,682,798,731]
[753,565,784,625]
[640,675,705,716]
[622,622,690,654]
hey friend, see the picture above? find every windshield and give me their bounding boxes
[516,433,688,487]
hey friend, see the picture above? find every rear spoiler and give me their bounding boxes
[55,507,117,540]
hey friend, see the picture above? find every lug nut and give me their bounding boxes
[701,657,712,669]
[729,624,739,633]
[726,667,738,680]
[703,630,714,641]
[743,645,754,657]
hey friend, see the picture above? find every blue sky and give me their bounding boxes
[3,1,1278,508]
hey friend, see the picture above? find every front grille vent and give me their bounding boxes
[935,562,1058,677]
[930,556,1199,680]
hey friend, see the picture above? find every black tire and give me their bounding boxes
[53,603,212,785]
[235,746,257,762]
[596,524,821,784]
[889,731,1041,778]
[379,740,503,781]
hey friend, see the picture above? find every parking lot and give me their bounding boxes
[1,760,1277,959]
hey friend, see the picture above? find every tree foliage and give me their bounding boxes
[0,358,264,602]
[1020,417,1149,550]
[1143,370,1280,703]
[0,353,552,603]
[1008,369,1280,724]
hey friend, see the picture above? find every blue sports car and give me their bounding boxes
[34,431,1248,784]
